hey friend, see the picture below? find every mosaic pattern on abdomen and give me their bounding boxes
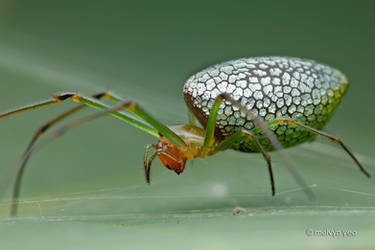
[183,57,349,152]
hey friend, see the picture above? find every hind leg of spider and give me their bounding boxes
[271,118,371,178]
[200,93,314,200]
[213,129,275,196]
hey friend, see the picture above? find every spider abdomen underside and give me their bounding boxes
[183,56,348,152]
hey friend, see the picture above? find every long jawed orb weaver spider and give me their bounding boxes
[0,56,370,217]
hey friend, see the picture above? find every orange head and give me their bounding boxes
[156,137,187,175]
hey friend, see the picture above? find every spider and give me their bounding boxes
[0,56,370,216]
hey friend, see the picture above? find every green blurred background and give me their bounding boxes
[0,0,374,249]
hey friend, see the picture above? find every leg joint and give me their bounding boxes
[331,136,341,143]
[39,124,50,133]
[122,101,137,111]
[92,91,108,99]
[54,92,77,102]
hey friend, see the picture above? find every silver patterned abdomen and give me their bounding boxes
[183,57,349,152]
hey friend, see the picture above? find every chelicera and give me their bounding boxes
[0,56,370,216]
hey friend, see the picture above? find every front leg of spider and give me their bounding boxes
[0,92,187,216]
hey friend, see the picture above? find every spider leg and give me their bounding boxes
[19,91,131,170]
[2,92,186,216]
[202,93,314,200]
[10,101,134,216]
[76,93,186,147]
[10,92,120,217]
[270,118,370,177]
[145,149,179,184]
[0,92,159,137]
[187,110,198,126]
[0,91,186,145]
[213,129,275,196]
[144,144,156,183]
[202,93,283,152]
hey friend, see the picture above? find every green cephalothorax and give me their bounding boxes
[0,56,369,217]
